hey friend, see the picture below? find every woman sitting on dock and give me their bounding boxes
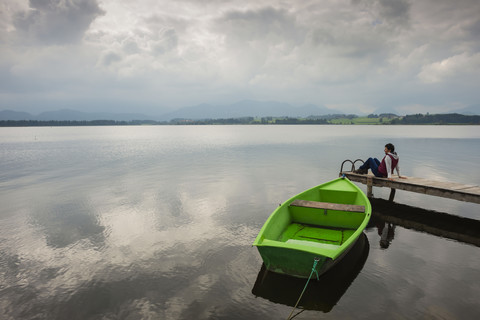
[354,143,406,181]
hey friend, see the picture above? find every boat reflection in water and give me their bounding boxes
[251,233,369,313]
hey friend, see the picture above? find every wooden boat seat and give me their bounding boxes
[286,239,340,250]
[290,200,365,213]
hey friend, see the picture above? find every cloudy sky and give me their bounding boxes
[1,0,480,115]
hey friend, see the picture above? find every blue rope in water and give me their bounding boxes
[286,257,320,320]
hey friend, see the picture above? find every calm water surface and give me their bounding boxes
[1,125,479,319]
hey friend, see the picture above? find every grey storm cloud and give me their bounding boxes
[376,0,410,26]
[218,7,300,42]
[1,0,480,115]
[13,0,105,44]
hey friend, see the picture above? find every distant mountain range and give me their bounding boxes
[0,109,153,121]
[160,100,343,120]
[456,104,480,115]
[1,100,478,121]
[0,100,343,121]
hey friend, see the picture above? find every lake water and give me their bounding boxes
[1,125,479,319]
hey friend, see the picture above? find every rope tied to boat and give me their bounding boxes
[312,258,320,281]
[286,257,320,320]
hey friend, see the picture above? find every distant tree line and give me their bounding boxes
[391,113,480,125]
[171,117,255,125]
[0,120,165,127]
[172,117,330,124]
[307,114,357,120]
[1,113,479,126]
[367,113,397,119]
[271,118,328,124]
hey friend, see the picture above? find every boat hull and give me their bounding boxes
[252,233,370,312]
[257,232,360,278]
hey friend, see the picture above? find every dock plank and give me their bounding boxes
[340,172,480,204]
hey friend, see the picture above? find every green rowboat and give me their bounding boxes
[252,233,370,312]
[253,177,371,278]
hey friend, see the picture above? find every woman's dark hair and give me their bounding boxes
[385,143,395,153]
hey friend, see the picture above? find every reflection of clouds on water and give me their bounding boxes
[30,201,105,248]
[2,126,480,319]
[0,211,106,316]
[367,199,480,315]
[0,170,262,318]
[163,273,222,319]
[365,226,480,316]
[399,234,477,311]
[161,246,264,320]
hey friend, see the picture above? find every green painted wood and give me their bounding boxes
[253,177,371,278]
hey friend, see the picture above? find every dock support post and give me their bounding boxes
[388,188,396,202]
[367,176,373,198]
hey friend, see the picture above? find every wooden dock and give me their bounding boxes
[340,172,480,204]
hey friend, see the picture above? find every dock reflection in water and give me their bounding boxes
[368,198,480,248]
[251,233,369,313]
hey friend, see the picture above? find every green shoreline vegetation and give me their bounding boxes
[1,113,479,127]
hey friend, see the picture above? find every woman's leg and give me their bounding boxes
[359,157,382,176]
[370,158,382,177]
[360,157,374,170]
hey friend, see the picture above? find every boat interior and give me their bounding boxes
[281,223,357,249]
[262,187,368,250]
